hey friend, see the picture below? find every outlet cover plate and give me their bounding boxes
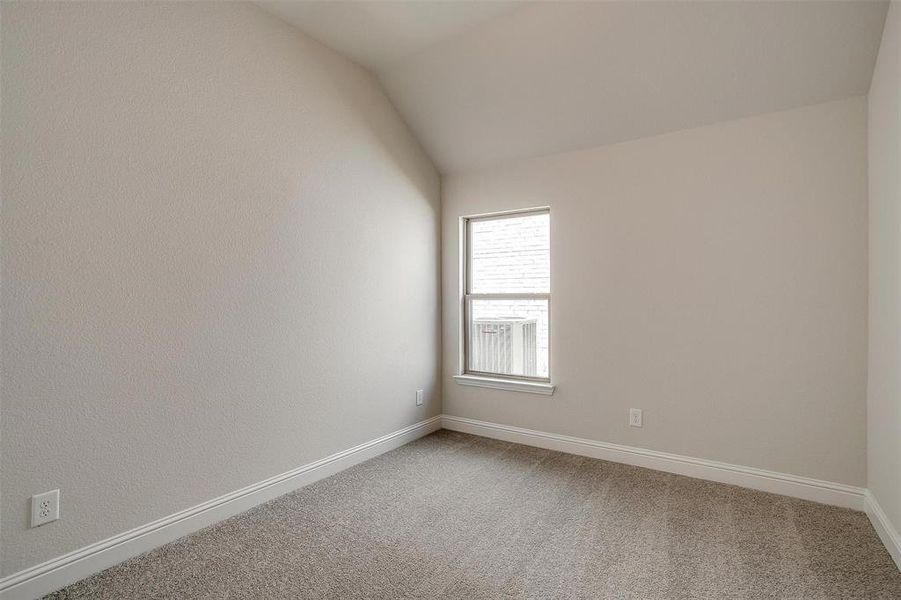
[629,408,643,428]
[416,390,424,406]
[31,489,60,528]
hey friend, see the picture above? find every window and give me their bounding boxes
[462,208,550,384]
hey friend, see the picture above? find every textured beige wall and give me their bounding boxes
[443,97,868,487]
[868,1,901,534]
[1,2,440,576]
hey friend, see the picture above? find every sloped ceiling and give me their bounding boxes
[258,1,888,174]
[258,1,523,70]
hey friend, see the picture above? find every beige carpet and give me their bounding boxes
[46,430,901,599]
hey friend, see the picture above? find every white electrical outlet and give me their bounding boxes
[416,389,424,406]
[31,489,60,528]
[629,408,643,428]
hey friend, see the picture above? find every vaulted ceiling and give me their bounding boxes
[258,1,888,174]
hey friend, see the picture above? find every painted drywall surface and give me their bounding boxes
[868,1,901,533]
[443,97,868,487]
[1,2,440,576]
[380,1,887,173]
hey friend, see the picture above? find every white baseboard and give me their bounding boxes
[441,415,866,511]
[865,490,901,570]
[0,415,442,600]
[4,413,892,599]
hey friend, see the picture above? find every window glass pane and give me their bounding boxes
[470,213,549,294]
[469,298,548,378]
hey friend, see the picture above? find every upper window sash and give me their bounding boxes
[466,209,550,295]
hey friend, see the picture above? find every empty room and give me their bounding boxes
[2,0,901,598]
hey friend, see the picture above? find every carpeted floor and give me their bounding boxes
[46,430,901,599]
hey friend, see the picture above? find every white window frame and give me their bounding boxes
[457,207,552,392]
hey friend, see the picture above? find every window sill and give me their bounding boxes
[453,375,556,396]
